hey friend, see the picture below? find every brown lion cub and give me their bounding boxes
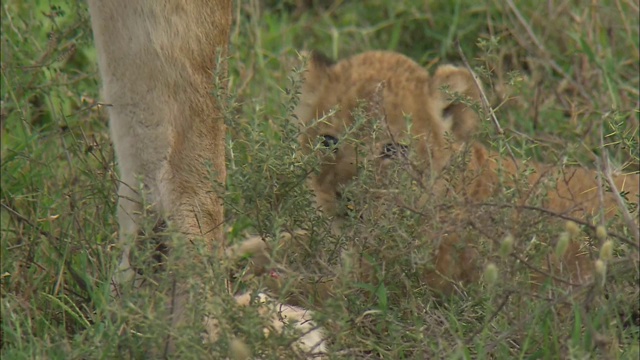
[296,51,481,218]
[292,50,639,294]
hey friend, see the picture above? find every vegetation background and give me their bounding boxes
[1,0,638,358]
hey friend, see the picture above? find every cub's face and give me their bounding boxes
[294,51,481,218]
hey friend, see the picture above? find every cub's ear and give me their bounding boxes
[294,51,335,128]
[429,65,482,141]
[309,50,335,69]
[299,50,334,90]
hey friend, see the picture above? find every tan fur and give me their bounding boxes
[295,50,639,294]
[88,0,230,292]
[89,2,325,357]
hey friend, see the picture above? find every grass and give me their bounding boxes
[1,0,639,358]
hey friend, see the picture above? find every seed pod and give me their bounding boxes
[500,233,514,258]
[594,259,606,286]
[596,225,607,241]
[555,232,570,258]
[599,240,614,261]
[484,262,498,286]
[565,221,580,238]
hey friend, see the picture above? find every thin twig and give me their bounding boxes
[455,40,519,171]
[598,126,640,244]
[469,219,588,287]
[484,284,593,353]
[503,0,590,100]
[475,202,639,249]
[595,134,607,230]
[1,202,89,295]
[465,290,513,344]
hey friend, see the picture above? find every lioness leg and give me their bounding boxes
[88,0,231,280]
[88,0,232,353]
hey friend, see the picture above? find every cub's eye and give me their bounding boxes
[442,103,455,119]
[320,135,339,152]
[381,143,408,159]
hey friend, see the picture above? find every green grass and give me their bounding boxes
[2,0,639,358]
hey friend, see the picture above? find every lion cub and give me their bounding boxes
[292,50,639,294]
[296,51,480,218]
